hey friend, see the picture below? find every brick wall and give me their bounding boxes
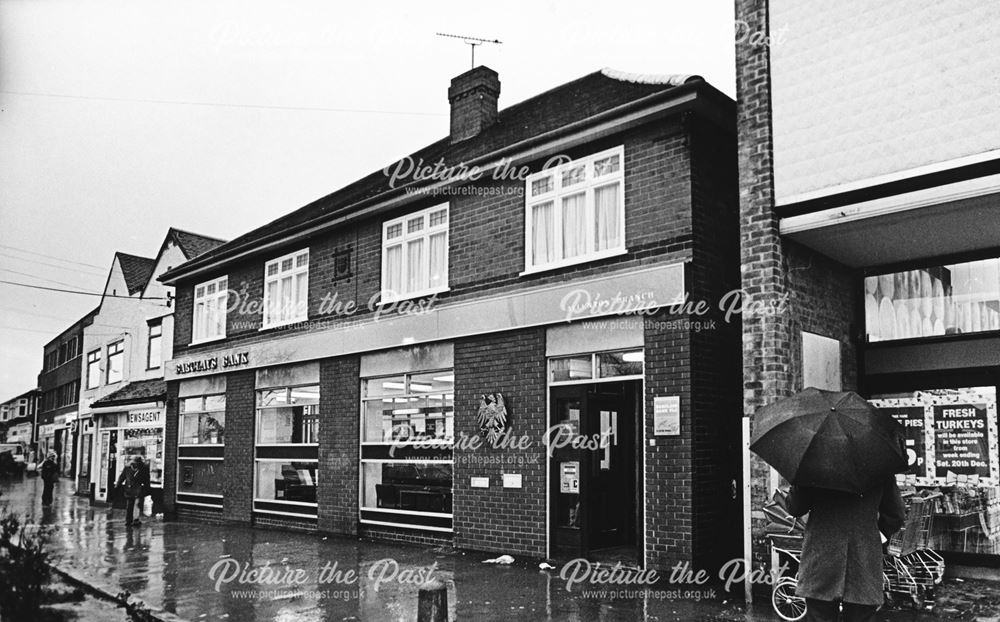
[643,309,693,567]
[318,355,360,535]
[223,369,255,522]
[688,116,743,571]
[453,327,547,558]
[162,381,179,515]
[736,0,859,568]
[172,124,696,360]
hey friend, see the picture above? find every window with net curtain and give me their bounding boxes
[526,146,625,272]
[382,204,449,302]
[193,275,228,342]
[263,249,309,327]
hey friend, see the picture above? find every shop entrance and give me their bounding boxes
[550,380,640,562]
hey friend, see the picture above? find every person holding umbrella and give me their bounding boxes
[751,388,908,622]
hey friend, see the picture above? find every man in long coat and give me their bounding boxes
[115,455,149,526]
[787,475,906,622]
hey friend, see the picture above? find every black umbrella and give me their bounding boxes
[750,387,907,495]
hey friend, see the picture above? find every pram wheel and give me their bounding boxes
[771,576,806,621]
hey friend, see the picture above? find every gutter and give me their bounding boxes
[160,81,732,285]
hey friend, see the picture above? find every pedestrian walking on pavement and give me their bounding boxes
[135,455,151,518]
[115,455,149,526]
[787,475,906,622]
[39,451,59,507]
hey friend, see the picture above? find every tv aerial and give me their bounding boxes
[436,32,502,68]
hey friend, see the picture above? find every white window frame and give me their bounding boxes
[106,341,124,385]
[147,321,163,370]
[380,204,450,303]
[522,145,627,274]
[86,349,101,389]
[192,276,228,344]
[262,249,309,329]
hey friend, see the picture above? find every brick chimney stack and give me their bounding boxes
[448,66,500,143]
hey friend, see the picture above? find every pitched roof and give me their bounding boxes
[169,228,227,260]
[116,253,157,295]
[90,379,166,408]
[161,68,714,283]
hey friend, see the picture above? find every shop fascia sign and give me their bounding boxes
[175,351,250,375]
[127,409,163,426]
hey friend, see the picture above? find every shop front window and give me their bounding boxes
[179,395,226,445]
[255,461,318,503]
[865,257,1000,342]
[870,386,1000,554]
[256,386,320,444]
[360,366,454,529]
[122,427,164,486]
[362,372,453,444]
[178,459,224,496]
[361,462,453,514]
[253,363,320,515]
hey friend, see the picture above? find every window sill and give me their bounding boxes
[360,507,454,518]
[377,287,450,306]
[259,318,308,332]
[519,247,628,276]
[361,441,454,447]
[253,499,318,507]
[189,335,226,347]
[178,444,226,448]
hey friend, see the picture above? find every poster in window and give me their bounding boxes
[877,405,927,477]
[933,403,991,479]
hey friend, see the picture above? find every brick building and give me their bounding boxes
[36,306,99,478]
[736,0,1000,573]
[159,66,741,569]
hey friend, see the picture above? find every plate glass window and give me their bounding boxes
[362,372,454,443]
[263,250,309,327]
[864,257,1000,342]
[179,394,226,445]
[525,146,625,272]
[193,276,228,342]
[382,204,448,301]
[549,349,644,384]
[256,385,320,444]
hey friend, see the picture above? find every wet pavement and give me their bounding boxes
[2,475,999,621]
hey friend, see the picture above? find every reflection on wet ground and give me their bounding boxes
[4,475,998,621]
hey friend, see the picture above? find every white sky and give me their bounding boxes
[0,0,736,397]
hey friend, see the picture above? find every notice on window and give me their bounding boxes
[560,461,579,494]
[880,406,927,477]
[653,396,680,436]
[934,404,991,479]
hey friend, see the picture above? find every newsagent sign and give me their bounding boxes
[870,386,999,486]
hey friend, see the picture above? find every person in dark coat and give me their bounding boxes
[787,475,906,622]
[115,455,149,526]
[39,452,59,507]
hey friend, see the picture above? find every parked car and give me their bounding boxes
[0,443,27,474]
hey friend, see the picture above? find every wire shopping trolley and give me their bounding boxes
[883,490,944,608]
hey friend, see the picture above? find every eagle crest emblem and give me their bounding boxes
[477,393,508,445]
